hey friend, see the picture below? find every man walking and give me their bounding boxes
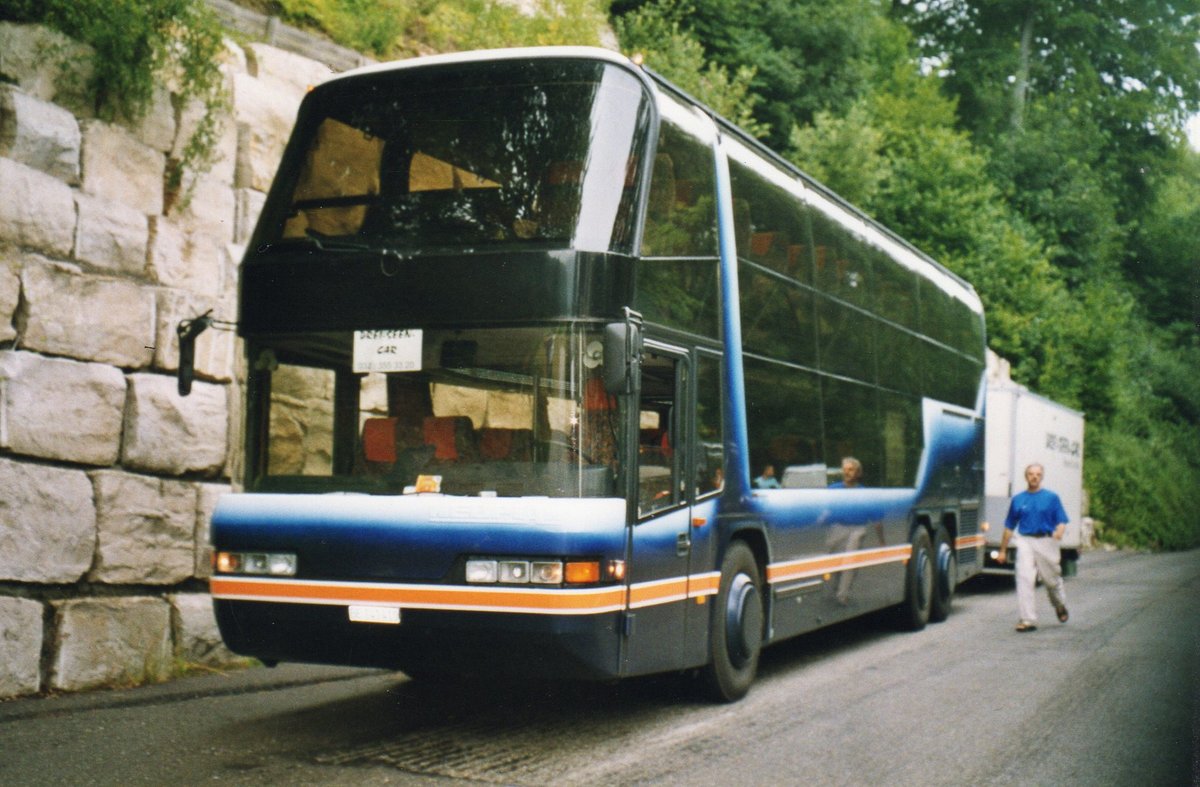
[997,463,1070,632]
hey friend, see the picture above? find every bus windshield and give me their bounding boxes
[261,59,651,255]
[251,326,622,498]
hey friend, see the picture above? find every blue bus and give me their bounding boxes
[182,47,986,701]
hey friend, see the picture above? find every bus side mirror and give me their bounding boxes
[176,313,214,396]
[603,321,641,395]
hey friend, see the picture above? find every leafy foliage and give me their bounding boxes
[0,0,228,196]
[272,0,608,56]
[273,0,418,56]
[613,1,765,134]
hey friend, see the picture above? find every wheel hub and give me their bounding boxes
[725,573,762,668]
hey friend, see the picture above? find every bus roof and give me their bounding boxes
[322,46,984,317]
[325,45,639,85]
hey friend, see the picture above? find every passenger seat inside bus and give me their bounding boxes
[423,415,478,463]
[478,428,533,462]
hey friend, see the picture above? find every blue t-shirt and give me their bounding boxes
[1005,489,1069,536]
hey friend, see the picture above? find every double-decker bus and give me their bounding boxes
[184,46,986,701]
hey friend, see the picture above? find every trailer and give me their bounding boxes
[983,353,1085,573]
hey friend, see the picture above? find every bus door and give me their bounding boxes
[624,343,698,675]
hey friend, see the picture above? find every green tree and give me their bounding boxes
[614,0,908,149]
[613,0,766,134]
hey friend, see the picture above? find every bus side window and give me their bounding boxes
[638,351,682,516]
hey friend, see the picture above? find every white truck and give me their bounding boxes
[983,353,1086,574]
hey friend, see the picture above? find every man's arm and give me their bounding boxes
[997,527,1014,565]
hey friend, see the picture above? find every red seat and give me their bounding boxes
[362,417,398,463]
[423,416,476,461]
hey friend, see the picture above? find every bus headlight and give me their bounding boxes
[465,559,499,583]
[465,557,618,585]
[531,561,563,584]
[215,551,298,576]
[498,560,530,583]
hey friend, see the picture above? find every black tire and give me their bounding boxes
[895,528,933,631]
[701,541,764,702]
[930,526,956,623]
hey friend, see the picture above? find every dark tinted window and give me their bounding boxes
[729,158,813,283]
[743,357,823,485]
[821,377,881,485]
[636,116,719,337]
[875,322,923,396]
[741,268,817,367]
[261,60,651,255]
[641,120,717,257]
[878,390,922,487]
[873,251,918,329]
[695,353,724,495]
[816,295,875,383]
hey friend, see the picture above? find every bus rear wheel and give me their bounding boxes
[895,527,933,631]
[930,525,956,623]
[702,541,764,702]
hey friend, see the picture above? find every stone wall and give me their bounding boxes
[0,21,331,697]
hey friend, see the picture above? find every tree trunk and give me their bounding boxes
[1011,7,1035,132]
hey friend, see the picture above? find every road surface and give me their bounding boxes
[1,548,1196,785]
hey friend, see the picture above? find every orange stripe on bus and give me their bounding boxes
[628,577,689,608]
[211,577,627,615]
[766,545,911,583]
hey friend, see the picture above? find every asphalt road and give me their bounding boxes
[2,548,1196,786]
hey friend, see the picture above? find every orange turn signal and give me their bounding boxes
[565,560,600,584]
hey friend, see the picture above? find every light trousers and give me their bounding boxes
[1016,534,1066,624]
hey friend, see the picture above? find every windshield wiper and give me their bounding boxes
[256,232,422,271]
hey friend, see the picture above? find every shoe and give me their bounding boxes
[1056,604,1069,623]
[1015,621,1037,632]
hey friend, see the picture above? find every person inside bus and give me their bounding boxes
[825,456,885,605]
[753,463,781,489]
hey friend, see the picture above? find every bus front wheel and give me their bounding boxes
[702,541,764,702]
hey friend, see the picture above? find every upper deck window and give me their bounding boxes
[260,59,652,256]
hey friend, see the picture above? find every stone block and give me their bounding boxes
[0,22,95,116]
[74,192,150,275]
[246,43,333,98]
[167,171,237,248]
[223,242,244,300]
[153,288,236,381]
[148,218,224,297]
[0,596,43,698]
[0,84,81,183]
[172,96,237,185]
[0,157,75,257]
[0,350,126,466]
[234,188,266,245]
[121,374,228,476]
[49,597,172,692]
[233,72,299,192]
[0,457,95,583]
[0,251,19,343]
[118,82,176,153]
[80,120,166,216]
[170,593,236,665]
[20,261,156,368]
[90,471,197,585]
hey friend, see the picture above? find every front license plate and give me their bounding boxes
[348,605,401,625]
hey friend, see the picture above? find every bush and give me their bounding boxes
[1087,425,1200,550]
[0,0,228,195]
